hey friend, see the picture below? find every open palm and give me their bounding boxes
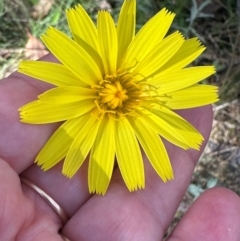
[0,55,239,241]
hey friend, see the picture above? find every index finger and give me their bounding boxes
[0,54,59,173]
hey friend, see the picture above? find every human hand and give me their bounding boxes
[0,55,240,241]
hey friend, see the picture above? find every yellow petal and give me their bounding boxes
[129,117,173,182]
[97,11,118,75]
[151,107,204,150]
[115,118,144,191]
[139,109,190,149]
[166,84,219,109]
[122,8,175,68]
[19,61,86,87]
[19,99,95,123]
[150,66,216,94]
[66,5,104,74]
[63,116,101,178]
[41,27,102,85]
[38,86,97,103]
[67,4,99,51]
[36,114,90,169]
[133,31,184,77]
[158,37,205,74]
[117,0,136,67]
[89,116,115,195]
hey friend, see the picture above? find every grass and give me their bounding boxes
[1,0,239,96]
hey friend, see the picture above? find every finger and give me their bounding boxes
[22,160,91,217]
[61,105,213,241]
[0,159,28,240]
[0,158,63,241]
[167,187,240,241]
[0,54,59,173]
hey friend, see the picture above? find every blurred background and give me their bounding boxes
[0,0,240,236]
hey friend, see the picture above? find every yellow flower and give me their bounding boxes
[19,0,218,194]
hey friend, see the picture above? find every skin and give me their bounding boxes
[0,55,240,241]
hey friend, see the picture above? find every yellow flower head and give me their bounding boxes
[19,0,218,194]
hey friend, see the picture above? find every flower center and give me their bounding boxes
[99,81,128,109]
[92,72,142,118]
